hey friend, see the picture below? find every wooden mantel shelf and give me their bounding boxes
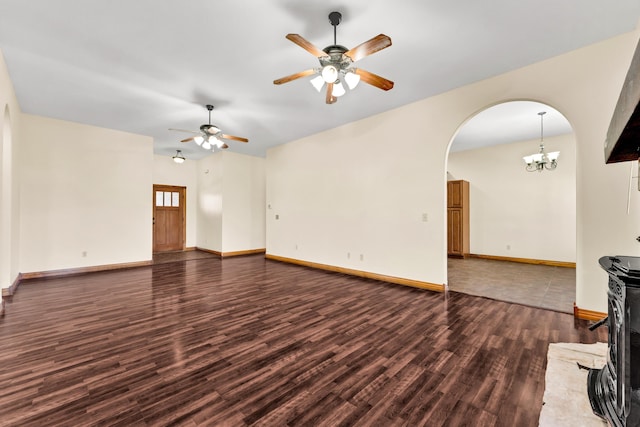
[605,36,640,163]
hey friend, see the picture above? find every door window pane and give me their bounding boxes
[172,192,180,207]
[156,191,164,207]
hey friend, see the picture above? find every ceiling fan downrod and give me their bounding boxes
[206,104,214,124]
[328,11,341,45]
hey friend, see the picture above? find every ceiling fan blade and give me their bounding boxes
[345,34,392,62]
[286,34,327,58]
[326,83,337,104]
[221,143,229,149]
[169,128,199,134]
[181,136,196,143]
[355,68,394,91]
[274,69,316,85]
[221,134,249,143]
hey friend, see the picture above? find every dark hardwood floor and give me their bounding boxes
[0,254,605,426]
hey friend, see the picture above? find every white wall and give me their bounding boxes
[197,153,224,251]
[19,114,153,272]
[448,133,576,262]
[267,30,640,312]
[152,154,198,248]
[0,49,21,292]
[221,152,265,252]
[197,151,266,253]
[267,117,440,282]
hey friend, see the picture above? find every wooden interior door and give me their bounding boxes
[153,185,186,252]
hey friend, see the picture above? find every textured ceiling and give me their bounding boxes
[0,1,638,159]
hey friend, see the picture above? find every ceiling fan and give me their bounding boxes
[274,11,394,104]
[169,105,248,151]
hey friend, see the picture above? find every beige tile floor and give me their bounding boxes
[447,257,576,313]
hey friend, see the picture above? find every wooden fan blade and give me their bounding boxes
[355,68,394,91]
[274,69,316,85]
[221,143,229,149]
[221,134,249,143]
[286,34,327,58]
[326,83,337,104]
[181,136,196,143]
[169,128,199,134]
[345,34,392,62]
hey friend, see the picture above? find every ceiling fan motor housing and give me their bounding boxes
[319,45,352,73]
[200,124,221,135]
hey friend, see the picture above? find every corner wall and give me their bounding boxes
[197,151,265,253]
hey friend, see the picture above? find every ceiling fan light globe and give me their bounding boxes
[212,136,224,148]
[310,75,325,92]
[321,65,338,83]
[194,136,204,145]
[202,141,212,150]
[332,81,346,97]
[344,71,360,89]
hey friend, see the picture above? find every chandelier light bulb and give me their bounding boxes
[202,141,212,150]
[194,136,204,146]
[547,151,560,161]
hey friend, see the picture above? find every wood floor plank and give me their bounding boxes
[0,254,606,426]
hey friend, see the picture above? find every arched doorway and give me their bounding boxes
[445,100,577,312]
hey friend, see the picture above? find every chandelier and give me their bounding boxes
[523,111,559,172]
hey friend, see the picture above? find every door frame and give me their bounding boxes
[152,184,186,252]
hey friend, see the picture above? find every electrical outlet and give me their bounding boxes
[360,254,364,261]
[422,213,428,222]
[82,251,87,257]
[347,252,350,259]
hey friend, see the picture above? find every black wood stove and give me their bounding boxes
[588,256,640,426]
